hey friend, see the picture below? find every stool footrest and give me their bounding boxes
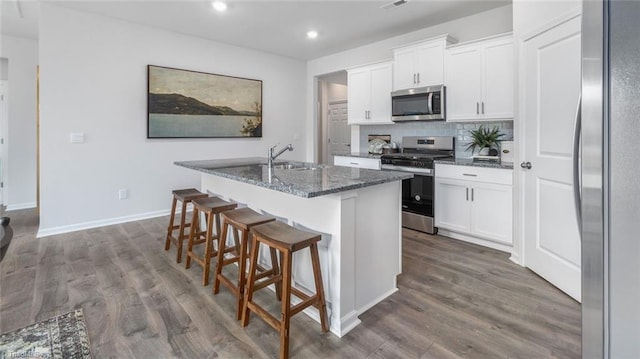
[290,295,318,317]
[217,275,240,296]
[252,275,283,292]
[246,302,280,331]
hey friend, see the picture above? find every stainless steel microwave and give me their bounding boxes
[391,85,446,122]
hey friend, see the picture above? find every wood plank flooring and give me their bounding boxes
[0,209,580,358]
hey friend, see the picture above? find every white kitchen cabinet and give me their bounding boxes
[347,62,393,125]
[445,34,514,122]
[393,35,456,90]
[435,164,513,251]
[334,156,381,170]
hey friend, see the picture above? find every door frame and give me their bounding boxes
[326,100,348,165]
[0,80,8,208]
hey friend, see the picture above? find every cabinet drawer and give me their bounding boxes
[334,156,381,170]
[435,164,512,185]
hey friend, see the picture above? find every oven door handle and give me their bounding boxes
[381,164,434,176]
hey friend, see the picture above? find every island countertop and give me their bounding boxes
[175,157,412,198]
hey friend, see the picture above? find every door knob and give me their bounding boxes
[521,161,532,169]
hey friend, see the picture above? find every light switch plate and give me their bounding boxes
[70,132,85,144]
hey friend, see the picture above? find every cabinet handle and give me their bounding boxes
[482,102,485,114]
[476,102,479,115]
[462,173,477,177]
[466,188,469,201]
[350,162,359,165]
[417,73,420,84]
[413,73,417,85]
[471,188,474,201]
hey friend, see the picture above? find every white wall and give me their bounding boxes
[0,35,38,210]
[305,4,514,159]
[38,4,307,236]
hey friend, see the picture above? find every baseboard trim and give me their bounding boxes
[6,202,37,211]
[36,209,171,238]
[437,228,513,253]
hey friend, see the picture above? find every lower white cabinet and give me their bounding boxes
[435,164,513,250]
[334,156,381,170]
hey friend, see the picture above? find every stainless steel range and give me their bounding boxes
[381,136,455,234]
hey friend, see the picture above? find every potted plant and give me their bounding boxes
[466,125,505,156]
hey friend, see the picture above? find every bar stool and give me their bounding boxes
[165,188,208,263]
[241,221,329,359]
[213,207,279,320]
[185,196,238,286]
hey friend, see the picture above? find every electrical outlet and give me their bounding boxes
[118,189,128,200]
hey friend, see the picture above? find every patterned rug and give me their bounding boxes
[0,309,91,359]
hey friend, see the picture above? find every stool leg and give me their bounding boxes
[270,247,282,301]
[165,197,177,251]
[203,212,214,286]
[176,200,189,263]
[185,208,198,269]
[279,250,293,359]
[241,236,261,328]
[310,243,329,332]
[236,229,250,320]
[213,220,229,295]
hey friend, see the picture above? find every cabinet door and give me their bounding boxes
[483,40,514,120]
[369,64,392,124]
[470,182,513,244]
[434,178,471,233]
[445,47,482,121]
[347,68,370,124]
[393,48,417,90]
[416,42,444,87]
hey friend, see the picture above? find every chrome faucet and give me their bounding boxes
[268,143,294,167]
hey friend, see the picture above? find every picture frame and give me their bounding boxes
[147,65,263,138]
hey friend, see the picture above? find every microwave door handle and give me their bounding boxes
[427,92,433,114]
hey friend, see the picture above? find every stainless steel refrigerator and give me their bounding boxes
[581,1,640,357]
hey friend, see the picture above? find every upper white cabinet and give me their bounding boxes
[445,34,514,122]
[393,35,456,90]
[347,61,393,125]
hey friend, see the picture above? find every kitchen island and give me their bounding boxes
[175,157,411,337]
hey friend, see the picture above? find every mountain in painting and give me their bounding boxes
[149,93,256,116]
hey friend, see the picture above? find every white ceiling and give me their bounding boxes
[2,0,510,60]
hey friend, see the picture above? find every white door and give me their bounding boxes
[393,48,417,90]
[327,101,349,165]
[522,13,582,301]
[445,47,482,121]
[369,64,392,123]
[347,68,370,124]
[434,178,470,233]
[483,40,514,119]
[416,42,444,87]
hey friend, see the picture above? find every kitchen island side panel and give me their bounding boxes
[200,174,402,337]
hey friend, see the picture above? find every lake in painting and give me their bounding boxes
[149,114,259,138]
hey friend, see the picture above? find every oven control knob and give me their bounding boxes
[414,195,421,202]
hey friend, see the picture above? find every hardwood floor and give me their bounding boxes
[0,209,580,358]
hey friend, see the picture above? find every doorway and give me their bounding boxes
[316,71,349,165]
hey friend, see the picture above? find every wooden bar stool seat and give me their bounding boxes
[241,221,329,359]
[165,188,208,263]
[213,207,279,320]
[185,196,238,286]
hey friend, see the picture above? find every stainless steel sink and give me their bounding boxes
[263,162,326,171]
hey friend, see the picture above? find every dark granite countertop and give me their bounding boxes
[332,152,382,159]
[434,158,514,170]
[175,157,412,198]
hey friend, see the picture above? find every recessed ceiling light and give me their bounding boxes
[306,30,319,40]
[212,1,228,12]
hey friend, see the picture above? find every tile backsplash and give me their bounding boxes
[360,121,513,158]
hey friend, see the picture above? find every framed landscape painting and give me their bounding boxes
[147,65,263,138]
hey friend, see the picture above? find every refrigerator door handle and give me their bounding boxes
[572,94,582,228]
